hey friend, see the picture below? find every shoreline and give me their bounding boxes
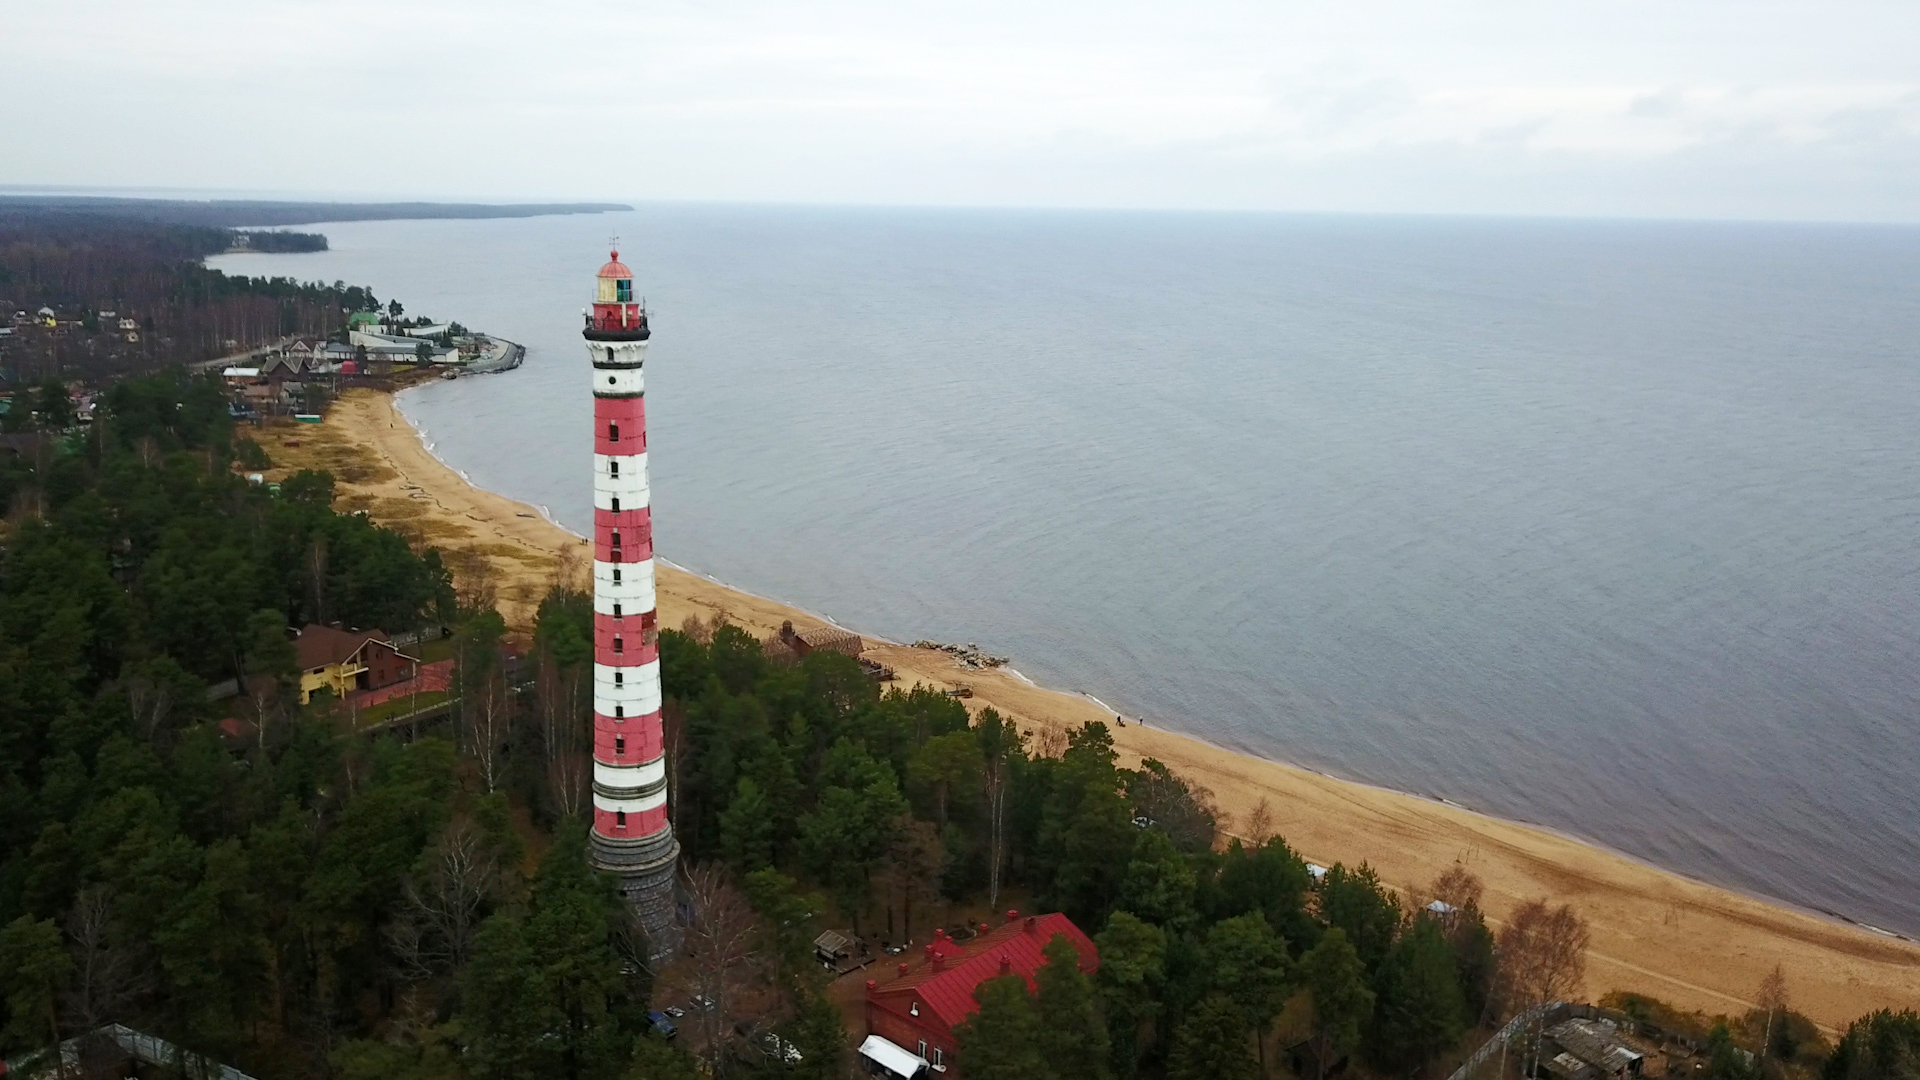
[267,386,1919,1031]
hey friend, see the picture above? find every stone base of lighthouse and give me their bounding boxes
[593,829,683,963]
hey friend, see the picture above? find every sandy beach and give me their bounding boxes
[264,386,1918,1031]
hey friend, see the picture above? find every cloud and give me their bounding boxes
[4,0,1919,219]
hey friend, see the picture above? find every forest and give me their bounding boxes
[0,369,1913,1080]
[0,209,379,384]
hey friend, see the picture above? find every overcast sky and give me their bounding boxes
[7,0,1918,220]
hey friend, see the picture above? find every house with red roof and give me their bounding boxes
[860,910,1098,1080]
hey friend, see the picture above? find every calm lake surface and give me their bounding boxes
[213,207,1920,937]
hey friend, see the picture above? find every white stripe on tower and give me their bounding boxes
[585,246,680,961]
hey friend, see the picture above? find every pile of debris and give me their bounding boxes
[913,640,1009,668]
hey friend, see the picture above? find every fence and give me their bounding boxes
[1445,1002,1571,1080]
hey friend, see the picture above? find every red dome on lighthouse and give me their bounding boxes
[598,250,632,279]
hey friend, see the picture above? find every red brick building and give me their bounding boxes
[860,911,1098,1079]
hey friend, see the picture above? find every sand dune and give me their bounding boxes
[265,387,1918,1031]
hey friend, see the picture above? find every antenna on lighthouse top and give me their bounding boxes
[609,234,621,259]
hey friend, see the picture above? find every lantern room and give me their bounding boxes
[587,249,648,339]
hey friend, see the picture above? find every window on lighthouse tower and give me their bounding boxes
[616,278,633,303]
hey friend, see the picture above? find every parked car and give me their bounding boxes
[757,1032,804,1064]
[647,1011,678,1040]
[664,1005,686,1018]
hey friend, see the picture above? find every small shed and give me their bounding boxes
[814,929,855,967]
[1547,1020,1645,1078]
[1544,1051,1601,1080]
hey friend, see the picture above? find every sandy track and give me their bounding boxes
[267,387,1918,1030]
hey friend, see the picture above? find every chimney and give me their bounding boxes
[866,979,878,995]
[898,963,910,977]
[925,943,943,972]
[1024,916,1037,936]
[935,927,947,940]
[999,956,1012,976]
[1005,909,1019,924]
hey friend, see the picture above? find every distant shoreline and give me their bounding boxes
[0,194,630,229]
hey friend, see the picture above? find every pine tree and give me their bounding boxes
[1300,928,1374,1080]
[1367,917,1467,1076]
[1037,933,1111,1080]
[956,974,1051,1080]
[1167,994,1259,1080]
[1095,912,1167,1080]
[1205,912,1293,1075]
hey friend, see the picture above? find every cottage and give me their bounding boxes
[294,624,420,704]
[261,353,312,382]
[862,911,1098,1080]
[780,620,865,658]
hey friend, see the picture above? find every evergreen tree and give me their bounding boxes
[460,827,637,1080]
[1095,912,1167,1080]
[0,914,69,1055]
[956,974,1050,1080]
[1320,863,1400,975]
[1366,917,1467,1076]
[1823,1008,1920,1080]
[1205,837,1319,952]
[630,1032,704,1080]
[1166,994,1259,1080]
[1118,827,1199,931]
[1036,933,1111,1080]
[1205,912,1293,1075]
[718,775,775,872]
[1300,928,1374,1080]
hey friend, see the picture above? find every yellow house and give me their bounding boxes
[295,624,417,704]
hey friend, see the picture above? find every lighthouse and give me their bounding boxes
[585,247,681,960]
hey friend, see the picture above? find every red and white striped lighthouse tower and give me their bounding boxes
[584,246,681,960]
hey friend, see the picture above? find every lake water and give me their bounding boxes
[212,206,1920,938]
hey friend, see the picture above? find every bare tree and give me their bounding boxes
[883,818,945,945]
[1430,863,1485,911]
[306,536,329,626]
[447,549,498,616]
[536,649,591,820]
[62,886,144,1034]
[1495,899,1590,1078]
[1244,797,1277,845]
[976,710,1021,910]
[680,611,728,645]
[1756,965,1789,1059]
[464,665,509,794]
[1494,899,1590,1014]
[664,865,784,1078]
[388,817,501,979]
